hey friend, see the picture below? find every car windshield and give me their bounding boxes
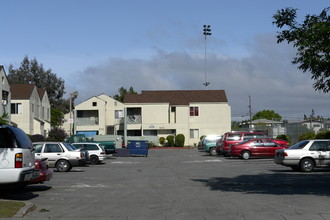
[63,142,77,151]
[289,140,309,149]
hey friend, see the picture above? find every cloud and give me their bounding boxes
[67,33,330,120]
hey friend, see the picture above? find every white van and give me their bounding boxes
[0,125,35,185]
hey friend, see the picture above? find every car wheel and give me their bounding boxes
[241,151,251,160]
[90,156,99,165]
[209,148,217,156]
[300,158,314,172]
[56,160,71,172]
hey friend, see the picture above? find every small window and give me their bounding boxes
[11,103,22,114]
[92,102,97,106]
[190,129,199,139]
[45,144,62,153]
[115,110,124,118]
[171,107,176,112]
[190,107,199,116]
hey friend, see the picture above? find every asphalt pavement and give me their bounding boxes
[4,148,330,220]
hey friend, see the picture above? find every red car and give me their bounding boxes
[29,158,53,184]
[229,139,289,160]
[216,131,289,156]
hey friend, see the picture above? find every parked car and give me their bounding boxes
[216,131,289,156]
[274,139,330,172]
[29,158,53,184]
[229,139,289,160]
[202,135,222,156]
[66,134,116,154]
[33,142,88,172]
[71,143,107,165]
[0,124,35,185]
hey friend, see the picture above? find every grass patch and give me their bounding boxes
[0,200,25,218]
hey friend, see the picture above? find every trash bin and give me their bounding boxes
[127,140,149,157]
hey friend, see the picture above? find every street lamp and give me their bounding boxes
[203,25,211,89]
[69,91,78,135]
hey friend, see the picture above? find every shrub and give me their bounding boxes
[159,137,166,145]
[175,134,185,147]
[315,131,330,139]
[46,128,68,142]
[30,134,46,142]
[276,134,291,145]
[298,132,315,141]
[200,135,206,141]
[166,135,175,147]
[148,141,156,148]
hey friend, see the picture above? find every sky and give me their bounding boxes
[1,0,329,121]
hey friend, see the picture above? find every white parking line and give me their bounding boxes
[184,159,222,163]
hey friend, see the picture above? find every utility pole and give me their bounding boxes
[203,25,211,89]
[249,95,252,129]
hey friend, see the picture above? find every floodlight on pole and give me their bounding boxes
[203,25,211,89]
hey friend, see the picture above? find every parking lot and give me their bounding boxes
[5,148,330,220]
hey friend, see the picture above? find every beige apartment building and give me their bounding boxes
[71,90,231,146]
[0,66,11,123]
[10,84,51,136]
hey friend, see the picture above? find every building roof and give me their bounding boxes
[10,84,36,99]
[124,90,228,105]
[37,88,46,99]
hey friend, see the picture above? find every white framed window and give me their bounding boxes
[11,103,22,114]
[115,110,124,119]
[190,107,199,116]
[190,129,199,139]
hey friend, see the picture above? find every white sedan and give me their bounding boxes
[274,139,330,172]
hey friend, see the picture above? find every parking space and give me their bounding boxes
[5,148,330,220]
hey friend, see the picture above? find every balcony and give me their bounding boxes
[127,115,141,124]
[76,117,99,126]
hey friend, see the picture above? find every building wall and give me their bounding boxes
[0,68,11,122]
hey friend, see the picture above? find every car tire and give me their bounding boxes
[241,151,251,160]
[209,148,217,156]
[299,158,315,172]
[56,160,71,172]
[90,155,99,165]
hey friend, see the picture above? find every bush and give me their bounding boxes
[175,134,185,147]
[315,131,330,139]
[298,132,315,141]
[166,135,175,147]
[46,128,68,142]
[276,134,291,145]
[30,134,46,142]
[148,141,156,148]
[159,137,166,145]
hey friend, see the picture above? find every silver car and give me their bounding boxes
[274,139,330,172]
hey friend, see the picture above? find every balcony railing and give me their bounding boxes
[127,115,141,124]
[76,117,99,126]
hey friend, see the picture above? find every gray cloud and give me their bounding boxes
[67,34,330,120]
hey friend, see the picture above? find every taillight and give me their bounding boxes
[100,152,105,155]
[15,153,23,168]
[283,152,288,157]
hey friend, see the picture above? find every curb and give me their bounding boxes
[13,201,34,218]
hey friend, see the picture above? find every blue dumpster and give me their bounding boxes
[127,140,149,157]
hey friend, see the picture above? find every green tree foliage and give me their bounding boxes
[0,113,9,125]
[315,131,330,139]
[51,108,65,128]
[175,134,185,147]
[276,134,291,145]
[112,87,137,102]
[46,127,68,142]
[252,110,282,121]
[298,132,315,141]
[273,7,330,93]
[8,56,66,105]
[159,137,166,145]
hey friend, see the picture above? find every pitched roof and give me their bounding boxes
[37,88,46,99]
[10,84,36,99]
[124,90,228,105]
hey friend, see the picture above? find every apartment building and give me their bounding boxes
[10,84,51,136]
[0,66,11,123]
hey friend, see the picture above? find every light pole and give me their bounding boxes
[203,25,211,89]
[69,91,78,136]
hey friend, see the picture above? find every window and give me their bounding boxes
[227,134,242,141]
[171,107,176,112]
[190,129,199,139]
[190,107,199,116]
[11,103,22,114]
[92,102,97,106]
[44,144,62,153]
[115,110,124,118]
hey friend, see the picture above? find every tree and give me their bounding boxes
[112,87,137,102]
[8,56,70,127]
[8,56,66,105]
[252,110,282,121]
[273,7,330,93]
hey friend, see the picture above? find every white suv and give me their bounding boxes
[0,125,35,185]
[274,139,330,172]
[71,143,107,165]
